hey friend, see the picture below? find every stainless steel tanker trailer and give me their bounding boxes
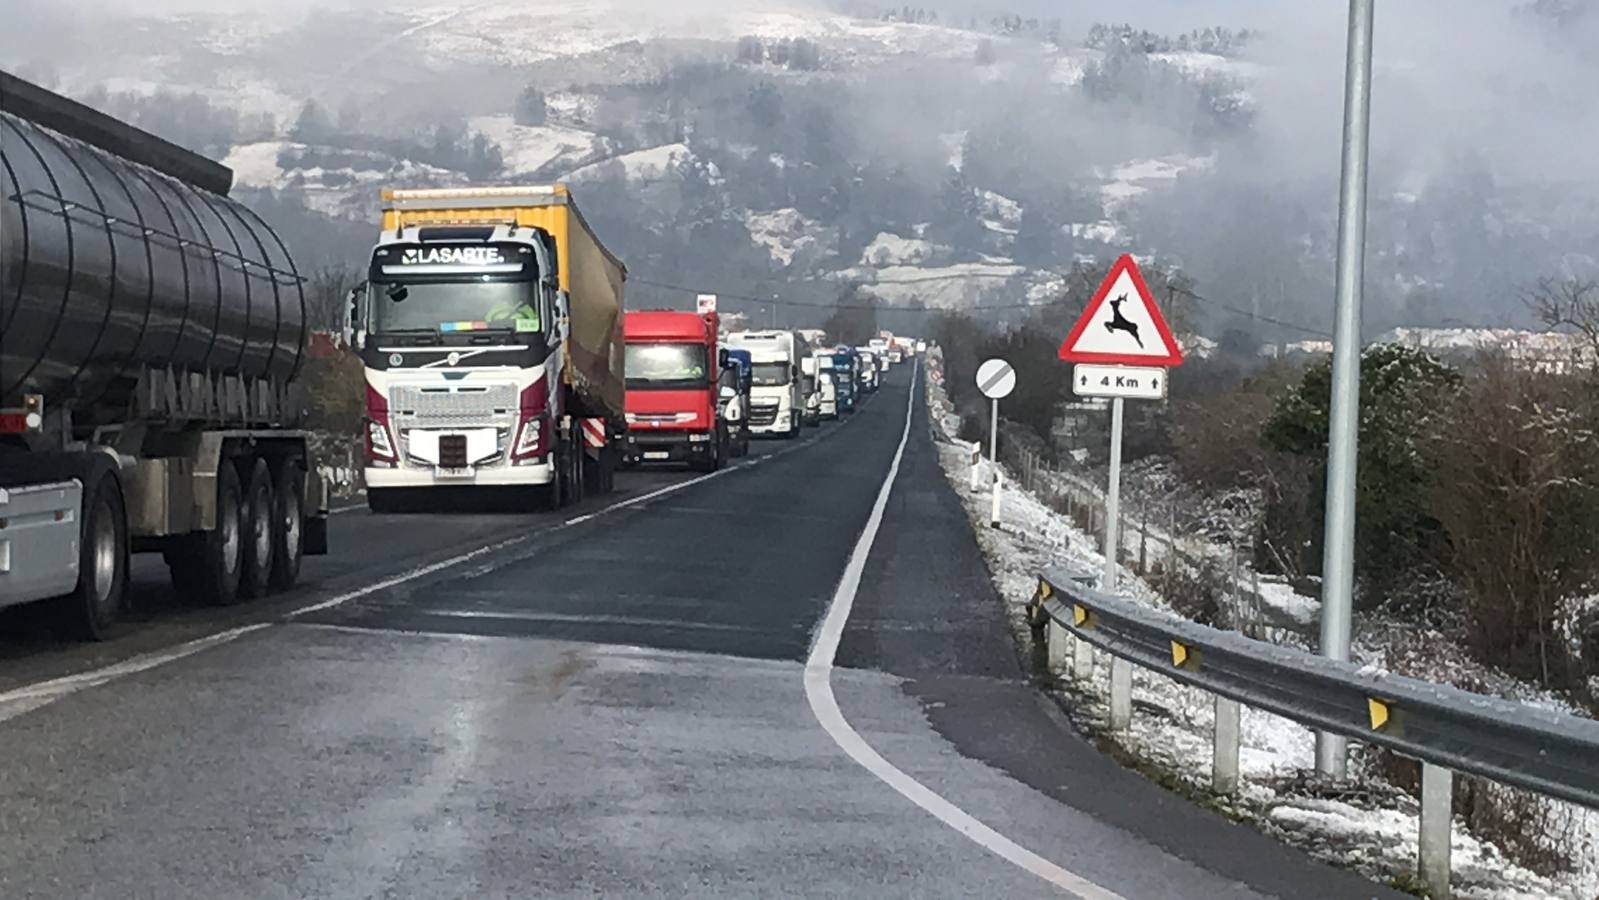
[0,71,329,637]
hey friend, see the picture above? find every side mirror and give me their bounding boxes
[718,348,730,368]
[346,281,368,349]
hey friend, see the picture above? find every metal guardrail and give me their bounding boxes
[1030,566,1599,897]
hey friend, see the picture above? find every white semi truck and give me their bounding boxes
[0,71,330,636]
[353,186,627,511]
[725,331,804,438]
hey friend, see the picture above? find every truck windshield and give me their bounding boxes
[371,280,540,334]
[750,363,791,386]
[626,342,709,389]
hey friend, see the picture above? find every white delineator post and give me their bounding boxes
[990,468,1003,529]
[1213,697,1241,795]
[1104,397,1132,731]
[1419,763,1454,899]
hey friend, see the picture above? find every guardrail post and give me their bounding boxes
[1073,633,1093,681]
[1213,697,1241,795]
[1419,762,1454,899]
[1109,657,1132,730]
[969,444,981,491]
[1046,619,1069,674]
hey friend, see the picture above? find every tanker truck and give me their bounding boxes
[0,71,330,637]
[351,185,626,511]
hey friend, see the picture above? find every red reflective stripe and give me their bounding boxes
[581,419,606,448]
[0,413,29,434]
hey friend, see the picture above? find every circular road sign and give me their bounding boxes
[975,358,1016,400]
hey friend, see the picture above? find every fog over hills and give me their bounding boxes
[6,0,1597,336]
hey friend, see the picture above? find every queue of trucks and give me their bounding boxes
[0,69,918,639]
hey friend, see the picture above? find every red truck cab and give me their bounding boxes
[622,310,729,471]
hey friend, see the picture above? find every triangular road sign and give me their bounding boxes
[1058,254,1184,367]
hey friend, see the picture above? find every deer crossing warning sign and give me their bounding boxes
[1058,254,1185,368]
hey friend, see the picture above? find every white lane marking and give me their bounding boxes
[0,623,271,724]
[0,398,871,722]
[803,363,1126,900]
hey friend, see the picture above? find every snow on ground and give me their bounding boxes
[468,115,609,177]
[744,208,834,268]
[407,2,989,69]
[224,141,461,217]
[1050,55,1088,86]
[858,232,943,267]
[922,351,1598,899]
[1097,154,1215,215]
[1375,327,1595,372]
[223,142,295,189]
[1150,51,1262,81]
[564,143,692,183]
[978,190,1023,227]
[1069,220,1128,246]
[940,131,967,172]
[841,261,1026,308]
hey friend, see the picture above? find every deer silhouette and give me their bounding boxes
[1105,295,1143,348]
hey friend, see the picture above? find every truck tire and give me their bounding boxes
[537,450,566,511]
[269,463,306,591]
[55,467,128,641]
[568,438,586,506]
[180,460,246,606]
[240,458,275,599]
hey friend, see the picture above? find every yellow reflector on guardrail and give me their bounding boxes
[1072,604,1089,626]
[1171,641,1189,668]
[1369,698,1390,731]
[1038,580,1054,600]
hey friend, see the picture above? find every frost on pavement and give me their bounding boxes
[921,350,1597,900]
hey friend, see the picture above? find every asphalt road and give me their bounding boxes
[0,364,1401,899]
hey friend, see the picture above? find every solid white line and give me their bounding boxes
[0,406,862,723]
[0,623,271,723]
[802,362,1126,900]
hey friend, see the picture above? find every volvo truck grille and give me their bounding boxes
[389,384,517,429]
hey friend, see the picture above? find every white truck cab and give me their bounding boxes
[726,330,804,438]
[814,353,839,419]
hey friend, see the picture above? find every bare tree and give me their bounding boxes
[304,264,362,334]
[1524,276,1599,367]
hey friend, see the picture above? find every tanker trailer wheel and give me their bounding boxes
[269,463,306,591]
[176,461,246,606]
[240,458,276,599]
[56,466,128,641]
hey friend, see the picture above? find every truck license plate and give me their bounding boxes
[436,467,472,478]
[644,451,670,461]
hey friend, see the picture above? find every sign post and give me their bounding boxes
[1059,254,1185,731]
[975,358,1016,529]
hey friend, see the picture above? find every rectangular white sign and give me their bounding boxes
[1072,364,1169,400]
[696,294,718,314]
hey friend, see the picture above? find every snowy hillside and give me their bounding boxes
[16,0,1588,335]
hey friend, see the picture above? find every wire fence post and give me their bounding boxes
[1139,505,1149,575]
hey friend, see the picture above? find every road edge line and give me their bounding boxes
[802,360,1125,900]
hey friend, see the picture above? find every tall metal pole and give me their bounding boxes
[1317,0,1376,779]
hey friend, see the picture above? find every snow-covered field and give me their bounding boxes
[922,352,1599,899]
[745,208,835,268]
[564,142,692,183]
[468,116,610,178]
